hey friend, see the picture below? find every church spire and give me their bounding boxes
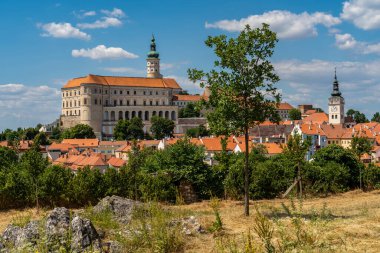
[147,34,159,59]
[331,67,342,97]
[146,35,162,78]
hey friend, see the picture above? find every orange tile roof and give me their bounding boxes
[173,94,202,102]
[302,113,329,124]
[305,109,317,115]
[99,141,129,146]
[62,139,99,147]
[108,157,126,167]
[277,102,294,110]
[48,143,76,152]
[116,144,133,152]
[299,123,326,135]
[261,143,283,154]
[199,137,235,151]
[63,74,181,89]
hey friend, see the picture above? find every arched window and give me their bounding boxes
[111,111,115,121]
[165,111,169,119]
[159,111,163,117]
[171,111,176,120]
[125,111,129,120]
[138,111,142,119]
[145,111,149,121]
[132,111,136,118]
[152,111,157,116]
[104,111,109,120]
[119,111,123,120]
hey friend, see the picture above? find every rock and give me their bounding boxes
[170,216,205,236]
[2,221,39,248]
[70,215,100,253]
[45,207,71,247]
[102,241,123,253]
[93,196,141,224]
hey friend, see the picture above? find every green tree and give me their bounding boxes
[288,108,302,120]
[347,109,369,123]
[20,149,49,211]
[312,144,362,188]
[179,103,201,118]
[33,132,50,147]
[372,112,380,122]
[282,133,311,198]
[0,146,18,171]
[128,117,145,140]
[51,127,62,140]
[114,120,130,140]
[186,125,209,138]
[62,124,96,139]
[23,128,39,140]
[150,116,175,139]
[351,136,373,189]
[188,24,280,216]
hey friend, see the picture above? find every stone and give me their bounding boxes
[70,215,101,253]
[170,216,205,236]
[45,207,71,247]
[93,196,141,224]
[2,221,40,249]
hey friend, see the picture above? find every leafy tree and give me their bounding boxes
[288,108,302,120]
[188,24,280,216]
[372,112,380,123]
[315,108,324,113]
[179,103,201,118]
[351,136,373,189]
[312,144,362,188]
[23,128,39,140]
[128,117,145,140]
[33,132,50,147]
[0,147,18,171]
[347,109,369,123]
[150,116,175,139]
[20,149,49,211]
[114,120,130,140]
[51,127,62,140]
[62,124,96,139]
[282,133,311,198]
[39,165,73,206]
[186,125,209,138]
[178,90,189,95]
[362,164,380,190]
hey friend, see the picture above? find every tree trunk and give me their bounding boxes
[297,162,302,199]
[244,126,250,216]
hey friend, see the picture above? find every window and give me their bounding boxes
[144,91,146,95]
[156,101,159,105]
[70,91,72,96]
[150,101,153,105]
[114,90,117,95]
[143,101,146,106]
[127,100,130,106]
[134,100,136,106]
[105,90,108,94]
[127,91,129,95]
[78,101,81,106]
[156,91,158,95]
[74,91,76,96]
[62,102,65,108]
[120,100,123,106]
[95,99,97,105]
[62,93,65,97]
[150,91,152,95]
[120,90,122,95]
[134,91,136,95]
[78,91,80,95]
[84,88,87,94]
[100,99,102,105]
[84,98,87,105]
[114,100,117,106]
[74,101,76,107]
[70,101,72,107]
[105,100,109,106]
[94,88,97,94]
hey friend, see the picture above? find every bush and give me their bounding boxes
[363,164,380,190]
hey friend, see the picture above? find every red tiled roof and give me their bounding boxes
[302,113,329,124]
[277,102,294,110]
[62,139,99,148]
[108,157,126,167]
[173,94,202,102]
[63,74,181,89]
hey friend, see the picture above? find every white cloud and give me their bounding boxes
[167,75,203,94]
[335,32,380,54]
[205,10,341,39]
[0,84,61,130]
[103,67,145,75]
[160,63,175,70]
[101,8,125,18]
[341,0,380,30]
[72,45,138,60]
[274,59,380,114]
[83,11,96,17]
[39,22,90,40]
[77,17,122,29]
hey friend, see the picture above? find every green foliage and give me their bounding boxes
[114,117,145,140]
[351,136,373,159]
[209,197,223,232]
[150,116,175,139]
[178,102,201,118]
[50,127,62,140]
[372,112,380,123]
[0,146,18,170]
[33,132,51,147]
[288,108,302,120]
[61,124,96,139]
[304,162,350,195]
[185,125,209,138]
[312,144,362,188]
[346,109,368,123]
[363,164,380,190]
[23,128,39,140]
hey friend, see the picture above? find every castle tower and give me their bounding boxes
[146,35,162,78]
[328,69,345,124]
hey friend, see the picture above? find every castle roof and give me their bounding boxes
[63,74,181,89]
[173,94,202,102]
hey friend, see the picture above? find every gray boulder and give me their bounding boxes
[93,196,140,224]
[2,221,39,249]
[170,216,205,235]
[45,207,71,247]
[70,215,100,253]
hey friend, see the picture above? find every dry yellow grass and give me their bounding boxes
[1,190,380,252]
[170,190,380,253]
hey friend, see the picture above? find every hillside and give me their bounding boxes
[1,190,380,252]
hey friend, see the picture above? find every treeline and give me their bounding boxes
[1,137,380,210]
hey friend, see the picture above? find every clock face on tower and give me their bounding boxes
[331,106,338,112]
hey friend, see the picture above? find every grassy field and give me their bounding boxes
[2,190,380,252]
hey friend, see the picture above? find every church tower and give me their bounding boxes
[146,35,162,78]
[328,69,345,124]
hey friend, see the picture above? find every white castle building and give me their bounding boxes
[60,36,198,139]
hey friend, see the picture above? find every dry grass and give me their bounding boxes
[1,190,380,252]
[0,208,47,232]
[170,190,380,253]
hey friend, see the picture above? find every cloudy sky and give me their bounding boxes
[0,0,380,130]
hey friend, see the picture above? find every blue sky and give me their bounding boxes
[1,0,380,130]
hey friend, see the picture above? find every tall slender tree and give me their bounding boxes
[188,24,280,216]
